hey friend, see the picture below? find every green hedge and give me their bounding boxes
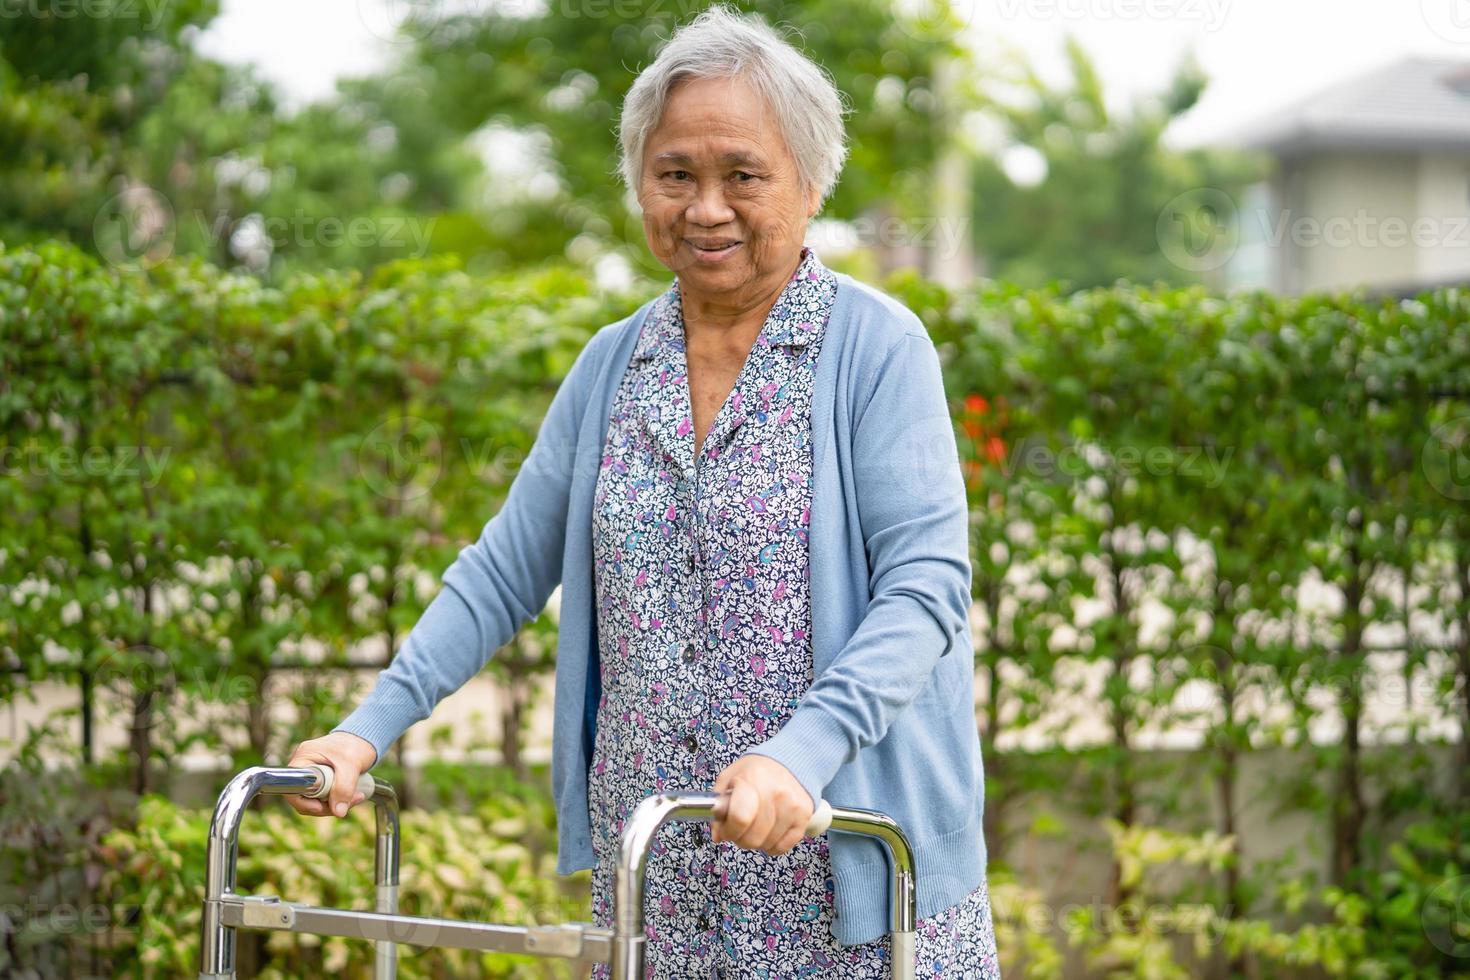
[1,239,651,787]
[102,771,585,979]
[882,270,1470,978]
[4,241,1470,977]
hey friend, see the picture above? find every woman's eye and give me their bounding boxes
[669,170,690,181]
[734,172,756,182]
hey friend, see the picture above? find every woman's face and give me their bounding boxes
[637,74,820,307]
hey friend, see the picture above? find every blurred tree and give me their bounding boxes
[0,0,217,248]
[2,2,1266,290]
[0,6,487,280]
[969,37,1262,290]
[390,0,970,270]
[118,57,487,278]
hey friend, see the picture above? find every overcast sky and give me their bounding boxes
[196,0,1470,149]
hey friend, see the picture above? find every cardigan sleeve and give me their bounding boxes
[330,325,614,766]
[745,330,972,810]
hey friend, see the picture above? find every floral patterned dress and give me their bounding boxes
[586,246,1001,979]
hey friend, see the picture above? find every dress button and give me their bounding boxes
[683,733,698,753]
[682,642,697,663]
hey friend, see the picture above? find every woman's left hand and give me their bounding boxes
[710,755,814,855]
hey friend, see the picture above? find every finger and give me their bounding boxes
[288,795,327,817]
[711,788,733,841]
[710,771,731,841]
[752,807,779,851]
[284,747,323,797]
[723,781,758,844]
[282,765,316,807]
[764,825,803,855]
[285,745,322,774]
[328,764,360,818]
[712,768,732,795]
[738,788,776,850]
[758,806,797,853]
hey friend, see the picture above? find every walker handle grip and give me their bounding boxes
[304,763,376,802]
[709,792,833,836]
[804,799,834,837]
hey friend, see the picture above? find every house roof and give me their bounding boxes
[1226,56,1470,155]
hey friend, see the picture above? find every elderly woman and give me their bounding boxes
[288,4,998,976]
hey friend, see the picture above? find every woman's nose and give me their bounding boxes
[685,183,735,226]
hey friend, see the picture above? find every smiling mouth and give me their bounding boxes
[687,240,742,254]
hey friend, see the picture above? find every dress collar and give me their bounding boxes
[631,246,835,363]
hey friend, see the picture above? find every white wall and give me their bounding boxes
[1416,152,1470,286]
[1292,152,1419,294]
[1244,149,1470,295]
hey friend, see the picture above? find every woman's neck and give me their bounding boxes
[679,248,805,347]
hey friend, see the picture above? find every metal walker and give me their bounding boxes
[196,764,918,978]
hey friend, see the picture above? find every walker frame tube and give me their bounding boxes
[196,768,917,979]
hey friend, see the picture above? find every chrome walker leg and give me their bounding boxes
[196,766,399,980]
[610,793,917,980]
[195,773,916,980]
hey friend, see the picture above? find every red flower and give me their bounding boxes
[958,391,1008,483]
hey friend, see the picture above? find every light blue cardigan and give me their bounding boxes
[332,271,988,946]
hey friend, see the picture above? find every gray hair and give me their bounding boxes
[616,3,850,212]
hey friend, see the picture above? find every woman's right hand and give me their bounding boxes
[285,732,379,818]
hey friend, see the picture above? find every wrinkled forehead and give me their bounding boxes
[646,75,787,154]
[648,147,774,172]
